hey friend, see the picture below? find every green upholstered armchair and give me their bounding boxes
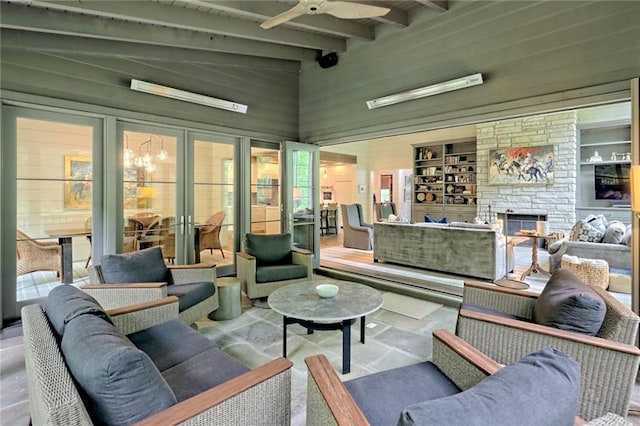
[236,233,313,299]
[456,276,640,421]
[84,246,218,325]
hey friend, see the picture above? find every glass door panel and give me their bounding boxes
[122,130,179,262]
[285,141,319,264]
[15,116,97,301]
[250,145,282,234]
[193,136,236,274]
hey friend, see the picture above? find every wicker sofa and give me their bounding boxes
[22,285,293,426]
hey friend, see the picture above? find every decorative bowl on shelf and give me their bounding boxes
[316,284,339,298]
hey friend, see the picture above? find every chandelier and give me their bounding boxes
[123,135,168,172]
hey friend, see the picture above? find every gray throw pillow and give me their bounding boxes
[44,284,112,336]
[621,224,632,246]
[100,246,168,283]
[62,314,177,425]
[244,233,292,266]
[602,220,626,244]
[398,348,580,426]
[532,269,606,335]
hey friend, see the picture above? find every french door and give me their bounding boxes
[1,106,103,321]
[284,141,320,267]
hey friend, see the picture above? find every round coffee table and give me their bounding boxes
[268,281,383,374]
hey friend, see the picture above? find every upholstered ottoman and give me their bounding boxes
[561,254,609,289]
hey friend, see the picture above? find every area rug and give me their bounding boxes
[381,292,443,320]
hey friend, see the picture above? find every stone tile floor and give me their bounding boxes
[2,273,639,425]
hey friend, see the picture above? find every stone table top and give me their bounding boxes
[267,281,383,322]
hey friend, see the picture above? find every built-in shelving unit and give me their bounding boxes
[412,139,477,223]
[576,120,632,223]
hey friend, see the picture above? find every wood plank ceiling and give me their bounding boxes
[0,0,448,64]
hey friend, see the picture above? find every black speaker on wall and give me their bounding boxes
[318,52,339,69]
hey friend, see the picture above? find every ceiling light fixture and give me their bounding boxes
[366,73,484,110]
[130,79,248,114]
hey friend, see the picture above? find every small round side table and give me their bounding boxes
[208,277,242,321]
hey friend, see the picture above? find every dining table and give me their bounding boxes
[45,228,91,284]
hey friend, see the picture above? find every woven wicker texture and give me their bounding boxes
[82,286,167,310]
[199,212,225,258]
[586,413,633,426]
[110,301,179,335]
[561,255,610,289]
[22,305,94,426]
[463,284,536,318]
[431,335,490,391]
[16,230,63,280]
[457,316,640,421]
[178,370,291,426]
[306,374,339,426]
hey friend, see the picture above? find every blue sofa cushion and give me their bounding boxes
[244,233,292,266]
[255,264,308,283]
[345,361,460,426]
[424,215,448,223]
[398,348,580,426]
[533,268,606,335]
[128,318,215,371]
[100,246,168,284]
[61,314,176,425]
[44,284,112,336]
[166,281,215,311]
[161,347,250,402]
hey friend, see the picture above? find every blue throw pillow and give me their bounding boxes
[398,348,580,426]
[100,246,168,284]
[533,269,606,335]
[62,314,177,425]
[44,284,112,336]
[424,215,447,224]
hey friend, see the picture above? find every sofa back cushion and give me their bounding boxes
[100,246,168,283]
[533,269,606,335]
[398,348,580,426]
[44,284,112,336]
[244,233,292,266]
[62,313,176,425]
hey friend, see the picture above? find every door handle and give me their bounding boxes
[179,215,185,235]
[188,215,193,235]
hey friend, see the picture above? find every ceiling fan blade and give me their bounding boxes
[322,1,390,19]
[260,4,306,29]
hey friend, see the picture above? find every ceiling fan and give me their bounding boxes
[260,0,390,29]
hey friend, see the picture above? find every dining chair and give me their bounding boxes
[199,211,225,258]
[16,230,63,281]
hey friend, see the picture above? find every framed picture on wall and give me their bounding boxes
[488,145,554,185]
[64,156,92,209]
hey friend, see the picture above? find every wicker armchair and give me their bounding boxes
[16,230,63,281]
[85,247,219,325]
[306,329,617,426]
[457,280,640,421]
[157,216,176,263]
[199,211,225,258]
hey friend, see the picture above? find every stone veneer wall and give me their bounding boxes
[476,111,577,233]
